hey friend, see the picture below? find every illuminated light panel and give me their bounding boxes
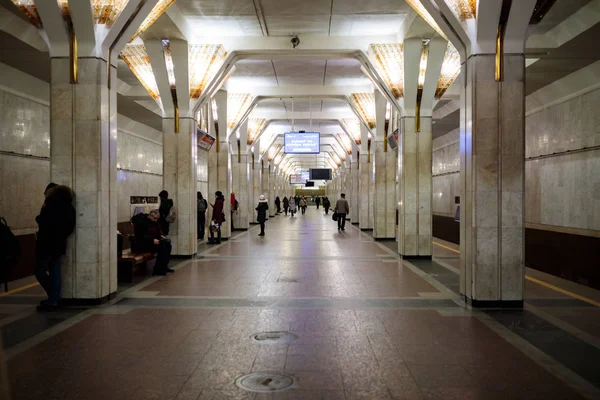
[351,93,376,129]
[91,0,128,26]
[273,152,285,166]
[418,43,429,89]
[330,152,342,166]
[211,98,219,120]
[336,133,353,155]
[120,44,162,105]
[444,0,476,21]
[189,44,227,100]
[247,118,267,146]
[436,43,461,98]
[130,0,175,41]
[369,44,404,99]
[405,0,448,40]
[12,0,131,28]
[162,40,176,89]
[268,144,282,162]
[341,118,361,145]
[11,1,42,27]
[227,93,254,130]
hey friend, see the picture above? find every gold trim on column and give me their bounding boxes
[415,89,423,133]
[68,22,78,84]
[495,23,505,82]
[237,138,241,163]
[174,102,179,133]
[367,138,371,163]
[252,152,255,168]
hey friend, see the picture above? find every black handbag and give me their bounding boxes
[332,212,338,221]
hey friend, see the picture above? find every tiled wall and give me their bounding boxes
[0,87,169,231]
[433,89,600,233]
[197,148,209,196]
[0,90,50,234]
[432,129,459,217]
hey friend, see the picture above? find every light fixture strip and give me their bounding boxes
[436,43,461,98]
[227,93,253,130]
[405,0,448,40]
[189,44,227,100]
[369,44,404,99]
[444,0,476,21]
[351,93,376,129]
[120,45,162,103]
[130,0,176,41]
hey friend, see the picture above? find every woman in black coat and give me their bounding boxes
[256,195,269,236]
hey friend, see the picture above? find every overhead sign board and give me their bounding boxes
[284,132,320,154]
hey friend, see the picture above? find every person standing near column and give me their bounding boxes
[288,197,296,217]
[34,184,76,311]
[197,192,208,240]
[158,190,174,236]
[256,195,269,236]
[315,196,321,209]
[209,191,225,244]
[283,197,289,215]
[335,193,350,231]
[275,196,281,214]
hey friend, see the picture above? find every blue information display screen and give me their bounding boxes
[284,132,320,154]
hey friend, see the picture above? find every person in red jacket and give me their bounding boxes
[209,191,225,244]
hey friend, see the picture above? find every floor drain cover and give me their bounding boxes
[236,372,295,392]
[251,331,298,344]
[278,277,300,283]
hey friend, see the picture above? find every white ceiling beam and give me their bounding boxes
[246,85,374,97]
[251,111,354,120]
[0,6,47,51]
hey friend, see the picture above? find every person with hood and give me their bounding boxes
[255,195,269,236]
[209,191,225,244]
[299,196,308,215]
[315,196,321,209]
[34,183,76,311]
[282,197,289,215]
[323,197,331,215]
[131,209,173,276]
[158,190,174,235]
[288,197,297,217]
[275,196,281,214]
[197,192,208,240]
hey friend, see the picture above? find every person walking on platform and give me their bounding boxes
[275,196,281,214]
[299,197,308,215]
[335,193,350,231]
[256,195,269,236]
[158,190,174,235]
[315,196,321,209]
[197,192,208,240]
[34,183,76,311]
[288,197,297,217]
[323,197,331,215]
[209,191,225,244]
[283,197,289,215]
[132,210,173,276]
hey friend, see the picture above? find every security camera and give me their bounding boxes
[291,35,300,49]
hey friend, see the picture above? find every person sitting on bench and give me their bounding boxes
[131,209,173,276]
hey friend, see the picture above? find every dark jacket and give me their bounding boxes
[212,197,225,224]
[256,200,269,223]
[158,197,173,234]
[283,198,289,208]
[323,198,331,208]
[131,213,162,252]
[35,185,76,256]
[275,198,281,206]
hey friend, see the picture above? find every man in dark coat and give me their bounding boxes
[256,195,269,236]
[131,209,173,276]
[35,183,76,311]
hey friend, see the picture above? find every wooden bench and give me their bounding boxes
[117,249,156,283]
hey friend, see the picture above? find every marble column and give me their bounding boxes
[373,140,397,239]
[460,55,525,306]
[350,160,359,223]
[50,57,117,301]
[359,125,374,230]
[251,160,262,224]
[261,162,269,219]
[163,117,198,255]
[397,117,432,258]
[232,153,250,229]
[268,165,276,217]
[373,90,396,239]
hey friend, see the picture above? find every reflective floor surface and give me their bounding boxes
[1,207,599,399]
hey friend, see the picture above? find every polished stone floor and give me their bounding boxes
[1,207,600,399]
